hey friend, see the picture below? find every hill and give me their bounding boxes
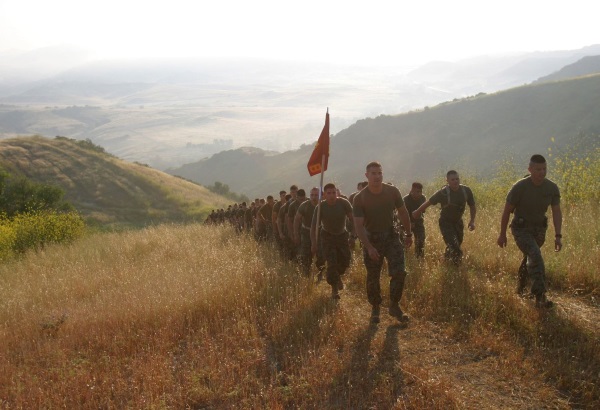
[2,45,599,170]
[167,73,600,197]
[0,136,230,227]
[536,55,600,83]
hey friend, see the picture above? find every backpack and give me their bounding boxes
[442,185,468,209]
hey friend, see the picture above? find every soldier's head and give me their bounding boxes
[309,187,320,204]
[410,182,423,199]
[289,185,299,199]
[297,189,306,199]
[324,183,337,203]
[446,170,460,190]
[266,195,274,204]
[528,154,547,185]
[365,162,383,187]
[279,190,287,201]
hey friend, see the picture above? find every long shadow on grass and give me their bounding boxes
[519,306,600,407]
[433,263,477,331]
[325,323,406,408]
[458,258,600,407]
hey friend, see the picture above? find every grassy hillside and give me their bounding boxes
[1,199,597,407]
[0,136,230,227]
[169,73,600,197]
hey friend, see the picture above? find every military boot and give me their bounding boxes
[535,293,554,309]
[389,304,410,322]
[337,277,344,291]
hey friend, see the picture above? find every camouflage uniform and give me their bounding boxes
[353,183,408,307]
[363,229,407,306]
[429,185,475,264]
[403,193,427,258]
[297,200,325,276]
[507,177,560,298]
[313,198,353,288]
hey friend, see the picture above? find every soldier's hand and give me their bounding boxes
[497,235,507,248]
[411,210,420,220]
[468,221,475,231]
[366,245,380,261]
[404,235,413,248]
[554,237,563,252]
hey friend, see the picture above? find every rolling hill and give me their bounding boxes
[168,73,600,197]
[0,136,230,227]
[2,45,599,170]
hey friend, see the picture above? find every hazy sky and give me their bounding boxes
[0,0,598,66]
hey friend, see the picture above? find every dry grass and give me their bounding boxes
[0,204,598,408]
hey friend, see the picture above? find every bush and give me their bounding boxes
[0,211,85,257]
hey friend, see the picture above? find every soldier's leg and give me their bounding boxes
[512,227,548,303]
[321,232,341,298]
[413,224,426,259]
[517,255,528,295]
[439,219,462,263]
[300,229,313,276]
[315,234,326,281]
[335,232,352,290]
[364,236,385,307]
[384,230,409,322]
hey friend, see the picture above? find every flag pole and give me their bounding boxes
[314,108,328,247]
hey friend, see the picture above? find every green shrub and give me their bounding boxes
[0,211,85,256]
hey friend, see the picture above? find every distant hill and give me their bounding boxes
[167,74,600,197]
[535,55,600,83]
[2,45,599,170]
[0,136,230,227]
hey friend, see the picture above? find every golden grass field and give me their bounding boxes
[0,201,598,408]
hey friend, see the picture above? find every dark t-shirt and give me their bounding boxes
[403,194,427,224]
[313,198,353,234]
[287,198,305,219]
[429,185,475,223]
[272,200,282,217]
[507,177,560,225]
[297,200,317,228]
[258,203,274,223]
[352,184,404,233]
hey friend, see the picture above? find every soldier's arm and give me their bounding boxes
[397,205,413,247]
[497,202,515,247]
[551,203,563,252]
[468,203,477,230]
[412,200,431,219]
[346,210,356,237]
[293,213,302,243]
[354,215,380,261]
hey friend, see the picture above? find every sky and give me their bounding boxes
[0,0,599,67]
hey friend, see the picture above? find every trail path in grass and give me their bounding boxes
[320,281,599,409]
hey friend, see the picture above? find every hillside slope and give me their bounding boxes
[536,55,600,83]
[0,136,229,226]
[168,74,600,196]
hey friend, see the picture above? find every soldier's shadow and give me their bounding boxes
[325,322,406,407]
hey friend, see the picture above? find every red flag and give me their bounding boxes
[307,111,330,176]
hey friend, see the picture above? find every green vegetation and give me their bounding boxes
[168,73,600,198]
[205,180,250,203]
[0,153,597,408]
[0,136,231,228]
[0,168,84,261]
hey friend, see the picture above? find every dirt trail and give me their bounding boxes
[334,285,600,409]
